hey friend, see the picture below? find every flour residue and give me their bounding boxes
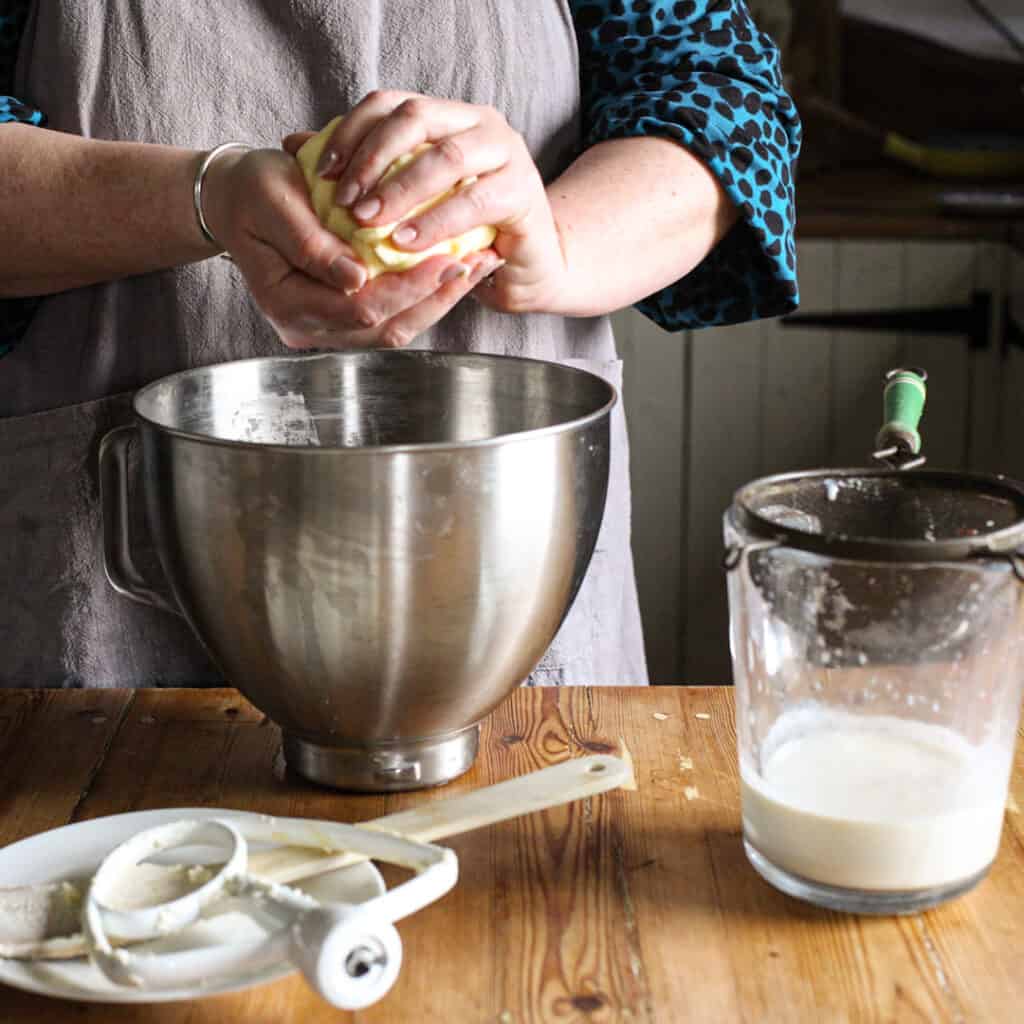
[230,391,321,446]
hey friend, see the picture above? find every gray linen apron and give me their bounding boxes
[3,0,648,688]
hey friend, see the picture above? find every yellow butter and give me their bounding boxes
[295,115,497,279]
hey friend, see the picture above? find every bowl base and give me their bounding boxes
[283,725,479,792]
[743,837,990,914]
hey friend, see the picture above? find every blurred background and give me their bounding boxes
[618,0,1024,683]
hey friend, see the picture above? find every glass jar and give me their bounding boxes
[725,469,1024,914]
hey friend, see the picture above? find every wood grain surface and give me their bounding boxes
[1,686,1022,1023]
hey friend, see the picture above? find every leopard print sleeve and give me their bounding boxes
[569,0,801,330]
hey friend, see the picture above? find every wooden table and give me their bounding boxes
[2,686,1023,1022]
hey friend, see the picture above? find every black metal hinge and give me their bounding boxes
[780,290,1024,353]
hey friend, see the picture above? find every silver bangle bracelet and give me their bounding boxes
[193,142,252,253]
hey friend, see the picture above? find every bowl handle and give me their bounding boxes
[98,424,183,616]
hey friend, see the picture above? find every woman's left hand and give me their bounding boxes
[283,91,567,315]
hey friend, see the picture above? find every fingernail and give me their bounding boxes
[392,224,417,246]
[440,263,471,284]
[352,196,381,221]
[329,257,365,290]
[337,182,360,207]
[317,150,339,177]
[473,257,505,283]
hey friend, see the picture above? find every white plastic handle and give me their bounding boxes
[252,754,632,884]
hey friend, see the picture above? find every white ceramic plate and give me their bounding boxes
[0,808,385,1003]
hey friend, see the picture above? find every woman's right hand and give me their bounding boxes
[200,147,500,350]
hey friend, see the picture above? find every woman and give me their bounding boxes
[0,0,799,688]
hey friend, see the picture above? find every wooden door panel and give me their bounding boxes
[615,309,686,683]
[760,241,835,474]
[902,241,976,471]
[1001,251,1024,482]
[684,318,763,682]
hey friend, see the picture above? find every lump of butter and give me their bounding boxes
[295,115,497,279]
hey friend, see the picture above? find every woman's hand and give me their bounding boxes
[283,91,569,316]
[201,146,501,350]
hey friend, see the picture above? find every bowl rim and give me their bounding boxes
[131,350,618,454]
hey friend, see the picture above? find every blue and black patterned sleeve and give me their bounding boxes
[1,0,44,358]
[569,0,801,330]
[0,94,42,125]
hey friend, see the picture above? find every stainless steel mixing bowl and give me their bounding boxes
[99,351,615,790]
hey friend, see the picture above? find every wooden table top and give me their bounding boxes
[2,685,1023,1022]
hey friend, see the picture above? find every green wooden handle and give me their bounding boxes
[875,369,927,454]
